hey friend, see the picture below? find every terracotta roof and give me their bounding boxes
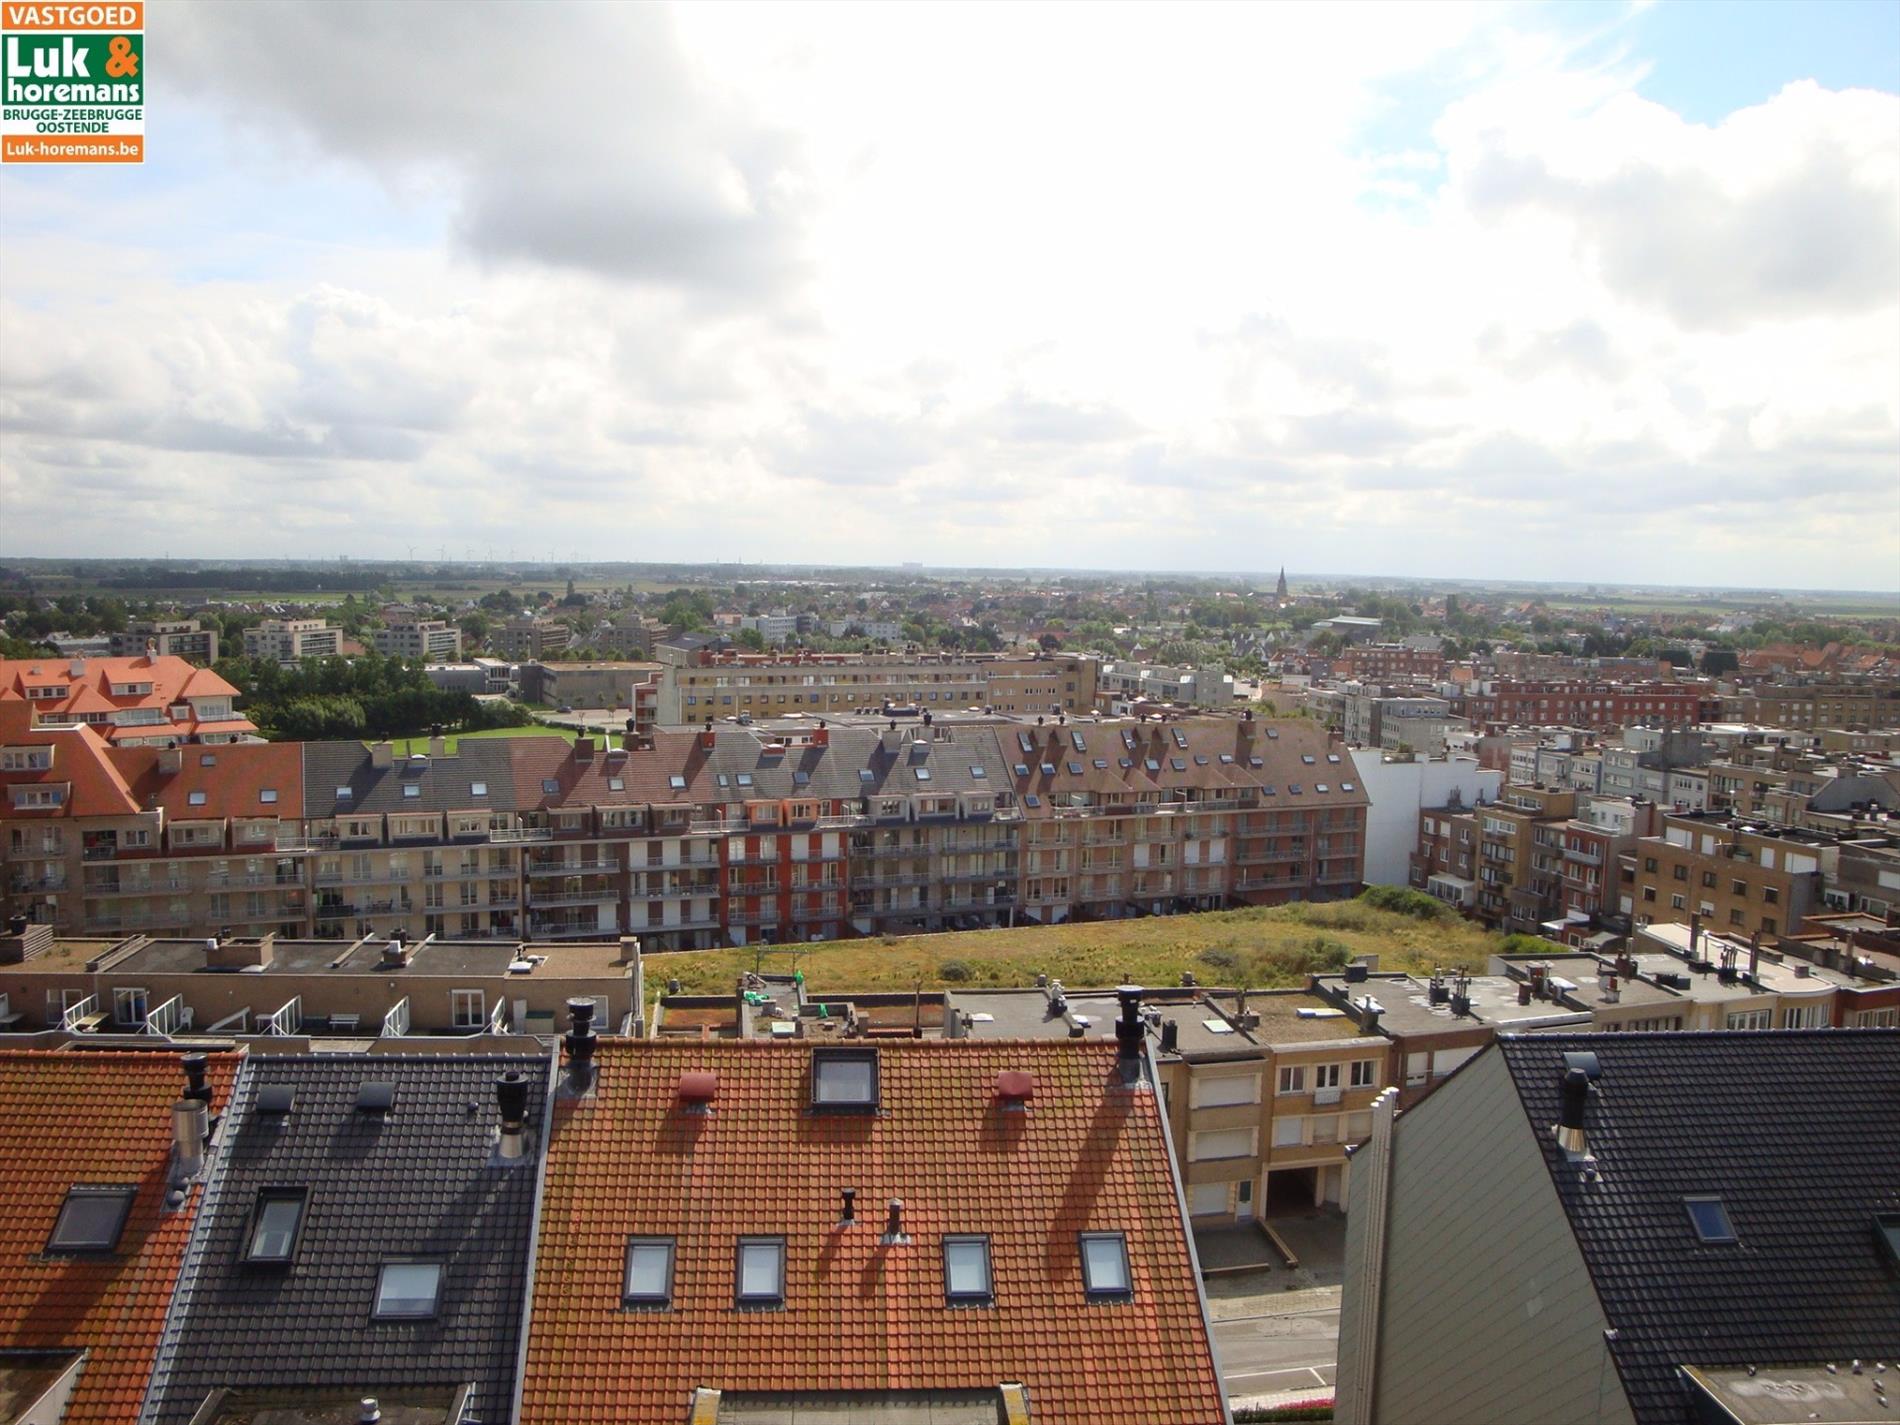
[114,742,306,821]
[0,710,142,817]
[520,1038,1225,1424]
[0,656,251,740]
[0,1047,238,1424]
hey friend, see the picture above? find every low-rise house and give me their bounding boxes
[517,1010,1230,1423]
[140,1051,551,1423]
[0,1046,238,1424]
[1335,1030,1900,1425]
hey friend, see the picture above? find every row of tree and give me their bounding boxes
[214,653,534,742]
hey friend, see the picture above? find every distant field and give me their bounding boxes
[639,901,1505,996]
[383,725,577,755]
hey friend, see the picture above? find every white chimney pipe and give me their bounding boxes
[172,1098,207,1181]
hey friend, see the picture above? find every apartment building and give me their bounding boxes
[518,659,662,716]
[1335,644,1446,682]
[1469,784,1578,933]
[1629,811,1830,938]
[1341,691,1460,756]
[1600,725,1711,809]
[242,619,343,665]
[495,615,574,661]
[1006,715,1366,924]
[1726,679,1900,729]
[370,617,462,661]
[0,655,253,747]
[1097,659,1236,708]
[110,618,219,665]
[5,714,1362,950]
[0,922,642,1039]
[657,650,1099,724]
[739,612,804,644]
[1350,750,1499,889]
[1410,800,1481,910]
[1552,796,1661,939]
[1462,679,1710,732]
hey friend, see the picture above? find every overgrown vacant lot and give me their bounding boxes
[637,895,1509,996]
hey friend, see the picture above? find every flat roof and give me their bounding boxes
[30,935,631,980]
[1314,973,1589,1036]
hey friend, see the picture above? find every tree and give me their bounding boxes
[736,627,768,652]
[1701,647,1740,676]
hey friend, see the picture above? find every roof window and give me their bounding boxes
[608,776,625,791]
[188,790,208,806]
[1067,761,1083,775]
[1316,783,1329,793]
[623,1236,676,1307]
[336,786,353,800]
[914,767,932,782]
[1169,758,1186,772]
[1341,782,1356,793]
[356,1081,396,1115]
[256,1084,295,1114]
[736,773,753,787]
[1685,1196,1737,1244]
[1144,759,1160,773]
[1302,754,1317,765]
[1039,762,1056,776]
[402,784,420,798]
[1118,757,1133,769]
[1327,753,1342,764]
[1024,794,1041,808]
[944,1235,993,1305]
[1288,784,1303,795]
[812,1047,878,1110]
[1018,732,1036,754]
[736,1236,785,1307]
[199,753,217,767]
[244,1187,308,1265]
[668,775,688,791]
[1193,754,1208,766]
[47,1184,135,1254]
[1266,728,1279,739]
[470,781,487,797]
[541,779,560,794]
[1070,731,1088,753]
[1219,754,1234,765]
[969,764,987,778]
[374,1260,443,1319]
[1079,1231,1132,1300]
[259,788,278,804]
[1013,763,1030,777]
[1172,729,1189,749]
[857,769,874,784]
[1248,756,1263,768]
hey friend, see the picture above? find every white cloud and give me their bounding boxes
[0,1,1895,589]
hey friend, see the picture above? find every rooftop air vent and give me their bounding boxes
[677,1070,718,1112]
[995,1069,1034,1110]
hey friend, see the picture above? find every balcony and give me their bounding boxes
[526,858,617,876]
[530,888,621,908]
[7,874,67,893]
[726,909,779,927]
[85,877,191,897]
[488,827,553,844]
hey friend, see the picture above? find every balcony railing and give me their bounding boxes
[530,889,621,908]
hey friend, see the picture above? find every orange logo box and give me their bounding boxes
[2,131,140,161]
[0,3,141,30]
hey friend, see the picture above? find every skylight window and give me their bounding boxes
[244,1188,308,1265]
[792,770,811,787]
[1194,754,1209,766]
[1070,731,1087,753]
[736,773,753,787]
[1327,753,1342,764]
[1039,762,1056,776]
[1067,761,1083,775]
[1266,728,1279,739]
[402,784,420,798]
[1341,782,1356,793]
[1288,784,1303,795]
[47,1184,135,1254]
[188,790,208,806]
[812,1048,878,1109]
[1248,756,1263,768]
[914,767,932,781]
[1079,1232,1132,1299]
[1144,759,1160,773]
[336,786,353,800]
[1172,729,1189,749]
[1118,758,1133,769]
[1093,758,1109,770]
[1024,794,1041,808]
[1316,784,1329,793]
[259,788,278,804]
[608,776,625,791]
[374,1260,443,1319]
[1121,730,1137,749]
[1262,785,1277,795]
[1170,758,1187,772]
[1302,754,1317,765]
[736,1236,786,1307]
[470,781,487,797]
[1219,754,1234,765]
[668,775,687,791]
[1018,732,1035,754]
[969,765,987,778]
[541,779,560,794]
[200,753,216,767]
[1014,763,1030,777]
[1684,1196,1737,1244]
[857,769,874,783]
[623,1236,676,1307]
[944,1235,993,1305]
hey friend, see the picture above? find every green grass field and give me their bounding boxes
[384,725,578,755]
[641,901,1504,996]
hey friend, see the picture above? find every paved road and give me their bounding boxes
[1214,1303,1339,1400]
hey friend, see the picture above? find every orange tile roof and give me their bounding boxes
[0,710,142,817]
[0,1048,239,1424]
[521,1039,1225,1424]
[113,742,305,821]
[0,656,251,741]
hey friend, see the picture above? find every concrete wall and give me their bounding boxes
[1337,1050,1633,1425]
[1349,752,1501,889]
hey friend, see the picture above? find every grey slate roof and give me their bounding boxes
[141,1052,550,1425]
[1495,1030,1900,1425]
[302,741,526,818]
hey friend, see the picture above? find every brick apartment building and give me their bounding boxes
[494,615,574,661]
[1461,680,1712,733]
[1335,644,1447,682]
[1725,680,1900,730]
[656,650,1099,724]
[1628,812,1830,938]
[3,712,1363,949]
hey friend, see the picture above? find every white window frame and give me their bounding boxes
[1276,1065,1305,1095]
[1313,1063,1341,1090]
[451,989,485,1029]
[1348,1059,1378,1089]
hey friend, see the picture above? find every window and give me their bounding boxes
[1191,1127,1255,1161]
[1349,1059,1378,1089]
[736,1236,786,1306]
[1189,1182,1230,1216]
[1725,1009,1771,1031]
[244,1188,308,1265]
[622,1236,675,1306]
[1684,1196,1737,1244]
[113,987,149,1026]
[402,784,421,798]
[1277,1066,1306,1095]
[47,1184,135,1253]
[914,767,932,782]
[969,765,987,779]
[1079,1232,1132,1299]
[943,1235,993,1305]
[374,1260,444,1318]
[811,1048,878,1109]
[188,790,208,806]
[542,779,560,794]
[1273,1117,1303,1147]
[1196,1073,1259,1108]
[471,781,488,797]
[452,989,485,1028]
[260,788,279,804]
[1313,1064,1341,1090]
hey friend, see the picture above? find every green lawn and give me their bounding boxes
[642,901,1505,996]
[383,725,578,755]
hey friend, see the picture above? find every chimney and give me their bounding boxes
[1114,985,1144,1081]
[882,1197,909,1244]
[182,1053,213,1118]
[1689,913,1702,958]
[1428,970,1449,1006]
[575,736,595,760]
[496,1072,529,1160]
[1529,962,1549,997]
[700,721,716,751]
[1159,1019,1179,1054]
[428,735,447,758]
[1748,930,1762,982]
[157,746,182,776]
[564,997,598,1092]
[359,1402,382,1425]
[379,937,407,969]
[171,1097,208,1181]
[1556,1067,1590,1156]
[1518,979,1533,1006]
[1449,974,1472,1017]
[1358,995,1383,1032]
[813,722,830,748]
[371,741,395,770]
[209,934,275,970]
[839,1187,856,1225]
[1793,962,1811,979]
[1344,962,1369,984]
[1602,974,1619,1004]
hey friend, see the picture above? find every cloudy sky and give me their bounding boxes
[2,0,1897,590]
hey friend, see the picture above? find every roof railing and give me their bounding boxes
[143,993,189,1038]
[262,995,302,1036]
[381,996,411,1038]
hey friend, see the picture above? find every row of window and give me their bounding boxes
[623,1231,1132,1308]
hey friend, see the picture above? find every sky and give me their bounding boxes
[1,0,1897,591]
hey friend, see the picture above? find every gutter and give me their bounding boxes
[507,1038,560,1425]
[1146,1036,1236,1425]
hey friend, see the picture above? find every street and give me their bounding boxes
[1213,1298,1340,1401]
